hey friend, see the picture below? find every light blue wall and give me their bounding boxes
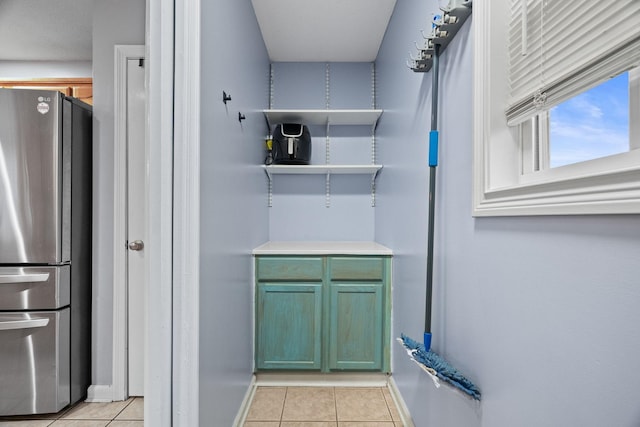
[375,1,640,427]
[199,0,270,424]
[268,62,377,241]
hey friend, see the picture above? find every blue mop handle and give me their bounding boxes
[424,332,432,352]
[424,131,438,353]
[429,130,439,167]
[425,43,440,353]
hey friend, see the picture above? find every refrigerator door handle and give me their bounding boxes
[0,273,50,284]
[0,318,50,331]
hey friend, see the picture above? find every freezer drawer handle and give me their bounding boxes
[0,318,50,331]
[0,273,50,284]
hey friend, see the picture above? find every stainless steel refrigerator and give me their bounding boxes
[0,88,92,415]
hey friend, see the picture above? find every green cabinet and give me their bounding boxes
[255,255,391,373]
[329,283,384,370]
[256,282,323,370]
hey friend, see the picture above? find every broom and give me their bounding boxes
[400,22,481,401]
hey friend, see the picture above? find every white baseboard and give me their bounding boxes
[255,372,390,387]
[85,385,114,403]
[387,376,415,427]
[233,376,257,427]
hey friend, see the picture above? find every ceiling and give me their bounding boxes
[251,0,397,62]
[0,0,93,61]
[0,0,397,63]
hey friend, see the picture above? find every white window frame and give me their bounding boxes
[473,0,640,216]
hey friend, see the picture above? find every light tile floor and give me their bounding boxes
[244,386,404,426]
[0,397,143,427]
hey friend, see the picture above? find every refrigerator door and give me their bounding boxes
[0,309,70,416]
[0,89,68,264]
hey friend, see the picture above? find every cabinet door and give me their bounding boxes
[256,283,322,370]
[328,283,384,371]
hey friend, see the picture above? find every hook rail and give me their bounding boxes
[408,2,473,73]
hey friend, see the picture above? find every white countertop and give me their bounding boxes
[252,241,393,255]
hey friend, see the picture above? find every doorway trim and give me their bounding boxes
[172,0,201,424]
[145,0,176,422]
[113,44,146,402]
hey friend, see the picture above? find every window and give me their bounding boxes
[549,71,630,168]
[473,0,640,215]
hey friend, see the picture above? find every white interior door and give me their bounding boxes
[126,57,147,396]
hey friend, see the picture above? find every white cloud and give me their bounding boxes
[564,94,603,120]
[546,72,630,168]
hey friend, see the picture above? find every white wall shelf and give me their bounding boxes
[263,64,383,208]
[262,164,383,208]
[262,164,382,179]
[263,109,383,127]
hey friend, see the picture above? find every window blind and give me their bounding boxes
[506,0,640,125]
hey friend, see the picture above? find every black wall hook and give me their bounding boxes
[238,112,246,122]
[223,91,232,104]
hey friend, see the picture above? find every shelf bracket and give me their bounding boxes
[325,173,331,208]
[371,175,377,207]
[325,107,331,208]
[370,111,377,207]
[371,168,383,207]
[263,168,273,207]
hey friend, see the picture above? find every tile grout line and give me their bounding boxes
[280,386,289,424]
[113,397,136,420]
[333,386,338,423]
[380,387,394,422]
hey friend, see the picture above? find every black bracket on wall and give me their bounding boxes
[223,91,232,104]
[238,112,246,122]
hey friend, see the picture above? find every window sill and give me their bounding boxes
[474,168,640,216]
[472,0,640,216]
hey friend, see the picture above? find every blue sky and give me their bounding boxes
[549,72,629,168]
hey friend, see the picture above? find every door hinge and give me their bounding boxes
[139,58,145,68]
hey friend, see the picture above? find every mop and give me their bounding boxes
[400,3,480,401]
[399,334,481,400]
